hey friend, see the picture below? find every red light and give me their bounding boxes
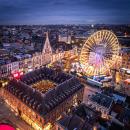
[12,71,23,79]
[12,72,20,79]
[20,71,23,76]
[13,73,18,77]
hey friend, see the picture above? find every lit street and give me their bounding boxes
[0,1,130,129]
[0,96,33,130]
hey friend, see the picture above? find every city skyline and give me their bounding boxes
[0,0,130,25]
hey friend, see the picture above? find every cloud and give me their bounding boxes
[0,0,130,24]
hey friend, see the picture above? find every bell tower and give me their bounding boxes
[42,32,52,54]
[42,32,52,65]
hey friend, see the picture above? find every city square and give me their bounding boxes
[0,0,130,130]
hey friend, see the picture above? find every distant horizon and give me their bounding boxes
[0,0,130,25]
[0,23,130,26]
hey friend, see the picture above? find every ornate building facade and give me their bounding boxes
[2,67,84,130]
[0,32,76,79]
[32,32,53,69]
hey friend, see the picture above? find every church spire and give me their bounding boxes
[42,31,52,54]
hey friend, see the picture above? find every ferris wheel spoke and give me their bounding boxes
[80,30,120,76]
[108,34,115,43]
[83,46,94,52]
[84,41,94,49]
[106,40,118,50]
[103,60,109,70]
[106,33,113,45]
[91,36,98,47]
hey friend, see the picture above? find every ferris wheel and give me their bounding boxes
[79,30,120,76]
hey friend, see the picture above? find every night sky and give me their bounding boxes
[0,0,130,24]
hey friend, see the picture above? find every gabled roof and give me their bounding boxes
[90,93,113,108]
[118,107,130,123]
[57,114,84,130]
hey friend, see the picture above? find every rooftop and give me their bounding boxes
[57,114,85,130]
[121,48,130,53]
[90,93,113,108]
[73,104,101,121]
[57,104,100,130]
[5,67,84,117]
[118,108,130,122]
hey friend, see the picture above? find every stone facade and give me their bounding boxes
[2,68,84,130]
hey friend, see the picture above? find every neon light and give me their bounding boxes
[20,71,24,76]
[12,72,20,79]
[13,73,18,77]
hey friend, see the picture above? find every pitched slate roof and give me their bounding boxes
[5,67,84,117]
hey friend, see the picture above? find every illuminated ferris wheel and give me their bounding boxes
[79,30,120,76]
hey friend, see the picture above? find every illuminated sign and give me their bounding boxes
[12,71,24,79]
[13,72,19,77]
[20,71,24,76]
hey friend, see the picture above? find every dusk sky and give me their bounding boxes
[0,0,130,24]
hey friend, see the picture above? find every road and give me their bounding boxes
[0,97,34,130]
